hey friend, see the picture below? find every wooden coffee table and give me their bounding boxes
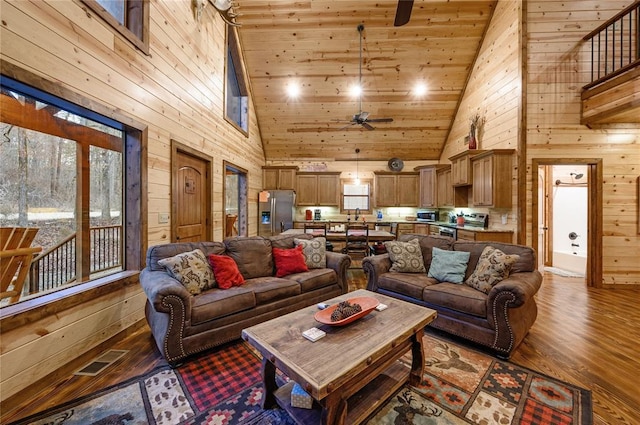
[241,289,437,425]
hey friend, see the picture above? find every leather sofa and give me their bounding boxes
[362,234,542,358]
[140,234,350,365]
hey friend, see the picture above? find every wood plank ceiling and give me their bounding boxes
[235,0,497,162]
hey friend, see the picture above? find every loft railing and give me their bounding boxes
[29,225,122,294]
[583,1,640,89]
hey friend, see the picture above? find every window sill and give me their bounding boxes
[0,271,140,331]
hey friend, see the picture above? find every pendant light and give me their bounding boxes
[355,148,361,185]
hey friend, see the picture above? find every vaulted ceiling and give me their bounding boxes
[235,0,497,162]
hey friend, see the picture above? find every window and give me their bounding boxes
[341,179,372,213]
[0,76,142,306]
[82,0,149,54]
[225,27,249,134]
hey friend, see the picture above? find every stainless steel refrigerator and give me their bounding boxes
[258,190,296,236]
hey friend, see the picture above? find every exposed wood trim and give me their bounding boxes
[0,93,123,152]
[518,0,528,245]
[582,63,640,96]
[531,159,603,288]
[0,271,140,331]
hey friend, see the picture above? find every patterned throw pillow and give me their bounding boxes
[158,249,216,295]
[427,247,470,283]
[384,238,426,273]
[294,237,326,269]
[465,246,520,293]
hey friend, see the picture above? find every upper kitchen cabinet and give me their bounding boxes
[262,166,298,190]
[295,172,340,206]
[449,150,484,186]
[470,150,515,208]
[416,165,438,208]
[436,165,454,207]
[374,172,419,207]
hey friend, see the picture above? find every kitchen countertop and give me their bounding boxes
[431,222,514,233]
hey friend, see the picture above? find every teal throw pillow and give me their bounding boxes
[427,247,471,284]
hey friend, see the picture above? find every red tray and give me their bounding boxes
[314,296,380,326]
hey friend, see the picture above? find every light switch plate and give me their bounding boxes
[159,212,170,224]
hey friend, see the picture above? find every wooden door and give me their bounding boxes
[172,144,212,243]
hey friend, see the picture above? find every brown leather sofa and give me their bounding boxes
[362,234,542,358]
[140,233,350,365]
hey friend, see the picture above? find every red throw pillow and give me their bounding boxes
[208,254,245,289]
[273,246,309,278]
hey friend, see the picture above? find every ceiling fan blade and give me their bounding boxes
[362,122,375,131]
[339,122,357,131]
[367,117,394,123]
[394,0,414,27]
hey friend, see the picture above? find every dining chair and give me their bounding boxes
[304,222,327,237]
[344,223,370,259]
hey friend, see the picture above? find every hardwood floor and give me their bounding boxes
[2,270,639,424]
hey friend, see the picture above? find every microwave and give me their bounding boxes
[416,210,438,222]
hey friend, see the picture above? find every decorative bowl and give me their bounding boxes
[314,296,380,326]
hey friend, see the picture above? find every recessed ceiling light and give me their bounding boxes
[413,83,427,96]
[286,83,300,98]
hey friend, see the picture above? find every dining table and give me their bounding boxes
[279,228,396,242]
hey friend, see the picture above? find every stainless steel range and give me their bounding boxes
[463,213,489,228]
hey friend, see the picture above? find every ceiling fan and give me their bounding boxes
[338,24,394,131]
[394,0,414,26]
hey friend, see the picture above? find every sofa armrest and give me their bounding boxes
[140,269,193,315]
[362,254,392,292]
[325,251,351,293]
[487,271,542,309]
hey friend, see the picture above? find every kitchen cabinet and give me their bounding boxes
[295,172,340,206]
[457,229,513,243]
[470,150,514,208]
[262,166,297,190]
[449,151,484,186]
[374,172,419,207]
[429,224,440,236]
[414,223,430,235]
[395,223,416,239]
[416,166,437,208]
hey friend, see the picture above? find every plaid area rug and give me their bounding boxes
[10,334,591,425]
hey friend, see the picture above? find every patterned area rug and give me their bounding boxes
[9,334,591,425]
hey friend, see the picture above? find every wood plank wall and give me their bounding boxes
[439,0,521,235]
[525,0,640,286]
[0,0,266,399]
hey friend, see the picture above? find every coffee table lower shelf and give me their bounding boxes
[273,360,408,425]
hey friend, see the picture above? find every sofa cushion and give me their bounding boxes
[191,286,256,325]
[427,247,470,284]
[423,283,487,318]
[384,238,426,273]
[208,254,245,289]
[398,234,454,271]
[454,241,537,280]
[287,268,337,293]
[465,246,520,294]
[270,232,312,249]
[157,249,216,295]
[224,237,273,279]
[244,277,301,304]
[273,246,309,277]
[295,237,327,269]
[377,272,439,300]
[147,242,226,271]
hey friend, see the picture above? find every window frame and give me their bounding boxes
[340,178,373,214]
[0,70,146,320]
[224,26,249,136]
[82,0,150,55]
